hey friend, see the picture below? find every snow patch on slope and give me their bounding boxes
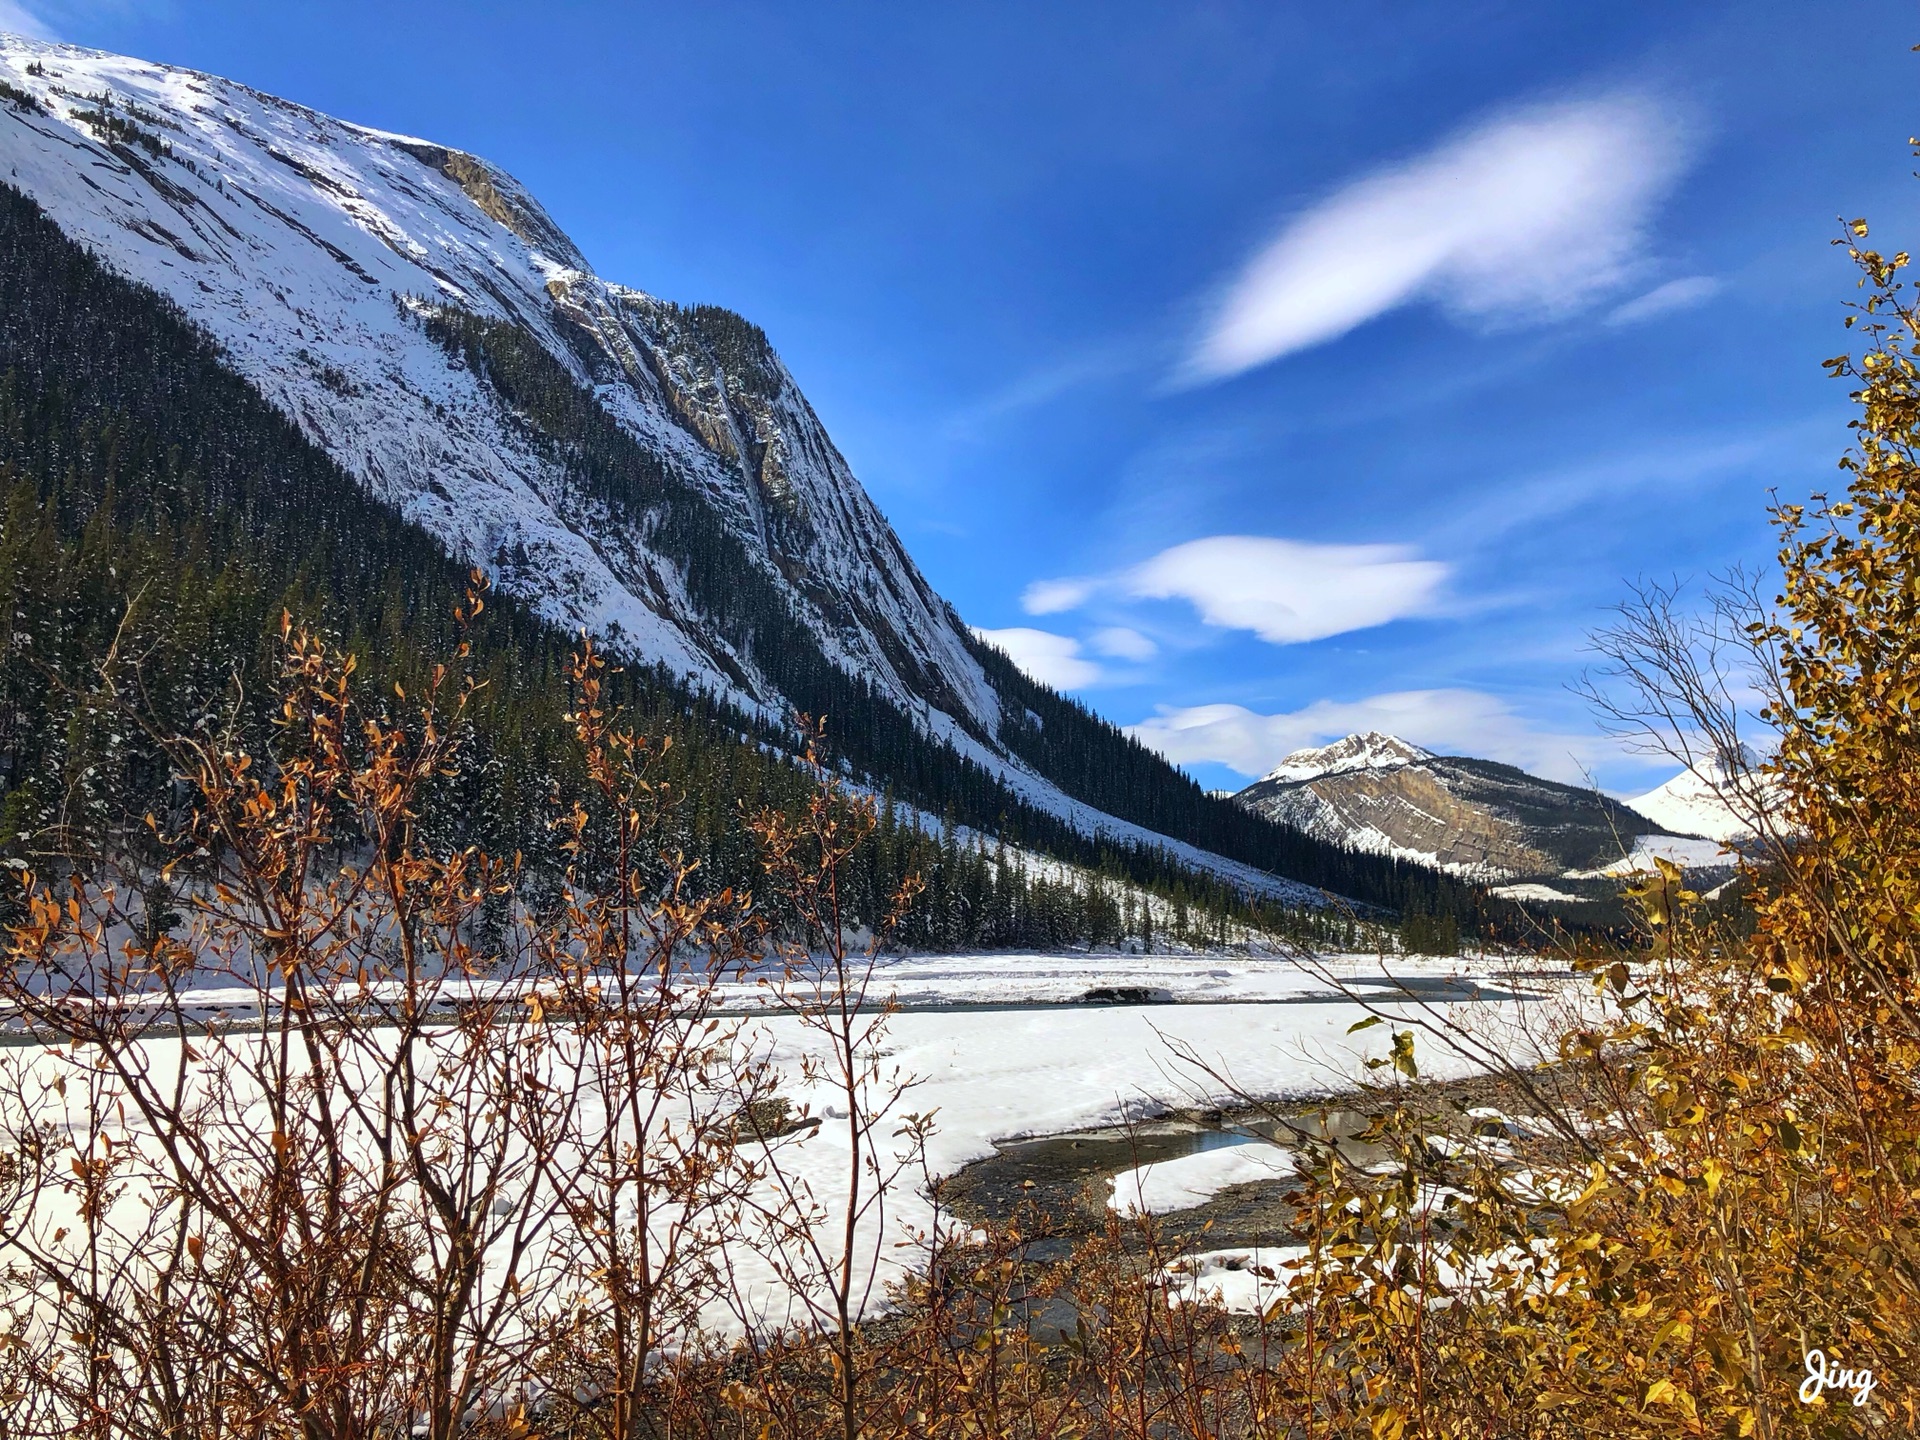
[0,35,1382,904]
[1564,833,1731,878]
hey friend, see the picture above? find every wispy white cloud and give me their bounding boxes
[939,345,1140,442]
[1183,91,1693,381]
[970,626,1102,690]
[1128,688,1615,784]
[1091,626,1157,661]
[1605,274,1721,326]
[1130,536,1448,644]
[0,0,55,37]
[1026,534,1450,645]
[1021,576,1097,615]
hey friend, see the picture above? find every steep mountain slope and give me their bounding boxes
[0,36,1001,748]
[1628,757,1763,843]
[0,173,1313,938]
[1233,732,1695,880]
[0,35,1503,927]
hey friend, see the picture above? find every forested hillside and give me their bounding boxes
[0,180,1493,942]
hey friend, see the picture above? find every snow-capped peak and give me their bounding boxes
[1260,732,1431,786]
[0,31,1353,899]
[1626,747,1768,843]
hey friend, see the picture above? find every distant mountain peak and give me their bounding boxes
[1260,732,1432,785]
[1234,736,1722,884]
[1627,747,1768,844]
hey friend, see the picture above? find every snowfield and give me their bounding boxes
[3,949,1579,1330]
[1565,832,1731,878]
[730,952,1576,1318]
[725,946,1555,1010]
[736,949,1578,1312]
[1110,1141,1299,1216]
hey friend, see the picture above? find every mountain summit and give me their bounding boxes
[0,34,999,742]
[0,34,1507,926]
[1234,733,1709,882]
[1258,732,1432,785]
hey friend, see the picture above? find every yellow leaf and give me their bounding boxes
[1571,1162,1611,1208]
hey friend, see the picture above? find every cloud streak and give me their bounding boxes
[1606,274,1721,326]
[0,1,54,37]
[1025,534,1450,646]
[1184,91,1692,380]
[1128,689,1615,785]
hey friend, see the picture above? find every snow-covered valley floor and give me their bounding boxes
[724,949,1582,1316]
[4,950,1582,1332]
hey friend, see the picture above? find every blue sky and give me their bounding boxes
[10,1,1916,793]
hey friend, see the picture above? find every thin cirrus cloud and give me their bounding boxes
[1605,274,1722,326]
[1127,689,1614,786]
[1182,90,1694,382]
[1025,535,1450,646]
[0,0,54,37]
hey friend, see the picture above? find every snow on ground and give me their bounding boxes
[1159,1234,1559,1316]
[1488,882,1585,904]
[1158,1247,1299,1314]
[3,950,1579,1330]
[719,948,1545,1012]
[1564,833,1730,878]
[743,953,1579,1316]
[766,971,1566,1169]
[17,947,1543,1025]
[1110,1140,1298,1215]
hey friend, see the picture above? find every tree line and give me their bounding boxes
[0,178,1498,945]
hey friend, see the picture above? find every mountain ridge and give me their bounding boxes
[1234,732,1708,882]
[0,33,1505,931]
[0,33,1001,745]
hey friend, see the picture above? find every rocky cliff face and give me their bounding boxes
[0,34,1378,899]
[1233,731,1692,880]
[0,34,998,743]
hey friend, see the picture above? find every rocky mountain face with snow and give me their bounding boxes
[1232,731,1710,882]
[0,34,1000,751]
[0,34,1512,922]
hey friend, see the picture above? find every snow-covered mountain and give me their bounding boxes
[1233,732,1709,882]
[0,33,1384,901]
[1256,732,1431,785]
[1628,754,1768,844]
[0,34,997,737]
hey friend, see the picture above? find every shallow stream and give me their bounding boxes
[941,1103,1385,1255]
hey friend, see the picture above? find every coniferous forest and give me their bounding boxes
[22,24,1920,1438]
[0,180,1496,948]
